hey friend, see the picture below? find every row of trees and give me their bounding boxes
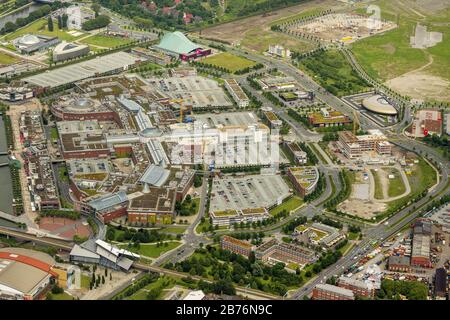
[47,14,68,32]
[82,14,111,31]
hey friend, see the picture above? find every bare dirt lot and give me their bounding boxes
[287,13,397,43]
[196,0,337,46]
[386,71,450,102]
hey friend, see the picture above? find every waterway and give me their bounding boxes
[0,2,42,30]
[0,116,13,215]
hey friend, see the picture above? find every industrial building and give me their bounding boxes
[407,109,443,138]
[338,276,374,298]
[224,79,249,108]
[24,51,145,88]
[53,42,90,62]
[411,219,432,268]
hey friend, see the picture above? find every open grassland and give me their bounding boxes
[387,168,406,197]
[371,169,384,200]
[4,18,85,41]
[119,241,181,258]
[350,0,450,100]
[0,51,19,64]
[201,52,256,72]
[241,28,315,54]
[79,34,133,48]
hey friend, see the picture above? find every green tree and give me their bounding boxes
[47,16,54,32]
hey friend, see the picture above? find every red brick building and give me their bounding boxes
[312,284,355,300]
[221,236,254,257]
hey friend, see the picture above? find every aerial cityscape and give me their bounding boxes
[0,0,449,303]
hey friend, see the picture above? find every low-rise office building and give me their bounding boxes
[221,236,254,257]
[312,284,355,300]
[224,79,249,108]
[287,166,319,197]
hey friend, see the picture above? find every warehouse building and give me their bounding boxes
[24,51,144,89]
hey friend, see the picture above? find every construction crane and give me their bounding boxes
[353,110,360,135]
[169,97,193,123]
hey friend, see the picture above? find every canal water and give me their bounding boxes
[0,3,42,30]
[0,116,13,215]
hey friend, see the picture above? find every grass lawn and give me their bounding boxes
[120,241,181,258]
[80,34,133,48]
[347,232,359,241]
[386,158,437,211]
[387,168,406,197]
[48,292,75,300]
[50,127,58,141]
[81,274,90,289]
[4,18,85,42]
[269,196,303,216]
[351,0,450,82]
[201,52,256,72]
[338,242,354,255]
[371,169,384,200]
[0,51,19,64]
[58,166,69,183]
[160,226,187,234]
[195,215,211,234]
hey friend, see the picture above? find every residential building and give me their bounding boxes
[221,236,254,257]
[312,284,355,300]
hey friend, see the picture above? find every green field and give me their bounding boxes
[201,52,257,72]
[299,49,371,96]
[0,52,19,64]
[387,168,406,197]
[241,28,315,54]
[80,35,133,48]
[126,277,175,300]
[4,18,85,41]
[119,241,181,258]
[48,292,75,300]
[160,226,187,234]
[269,196,303,216]
[371,169,384,200]
[351,0,450,82]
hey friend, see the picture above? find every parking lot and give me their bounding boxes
[210,174,291,212]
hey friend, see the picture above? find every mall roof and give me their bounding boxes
[24,52,144,89]
[88,191,128,211]
[0,248,56,295]
[139,164,170,187]
[154,31,200,55]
